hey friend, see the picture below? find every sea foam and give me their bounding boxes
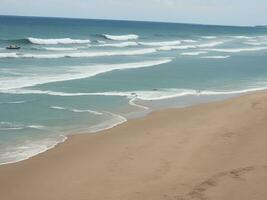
[7,86,267,101]
[98,41,138,47]
[139,40,181,46]
[103,34,139,41]
[51,106,103,115]
[0,48,157,59]
[205,46,267,53]
[181,51,207,56]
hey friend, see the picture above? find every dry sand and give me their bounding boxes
[1,91,267,200]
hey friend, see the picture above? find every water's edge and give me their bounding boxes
[0,90,258,167]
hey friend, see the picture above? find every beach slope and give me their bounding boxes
[1,91,267,200]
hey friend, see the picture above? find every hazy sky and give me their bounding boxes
[1,0,266,26]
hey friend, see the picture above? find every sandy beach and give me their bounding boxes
[1,91,267,200]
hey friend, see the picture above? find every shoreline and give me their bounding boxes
[1,90,267,199]
[0,91,236,166]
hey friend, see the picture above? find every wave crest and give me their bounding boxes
[28,37,91,45]
[103,34,139,41]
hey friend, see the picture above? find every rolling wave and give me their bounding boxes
[28,37,91,45]
[103,34,139,41]
[0,58,172,90]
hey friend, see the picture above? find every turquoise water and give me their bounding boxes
[1,15,267,164]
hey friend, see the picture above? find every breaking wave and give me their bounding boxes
[28,37,91,45]
[103,34,139,41]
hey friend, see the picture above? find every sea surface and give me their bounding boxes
[1,15,267,165]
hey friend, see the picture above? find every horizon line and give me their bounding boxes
[0,14,261,28]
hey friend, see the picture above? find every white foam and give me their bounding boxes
[98,41,138,47]
[0,122,46,131]
[0,53,18,58]
[7,86,267,101]
[157,41,223,51]
[201,55,230,59]
[51,106,103,115]
[181,51,208,56]
[139,40,181,46]
[205,46,267,53]
[28,37,91,45]
[50,106,65,110]
[129,98,149,110]
[0,48,157,59]
[97,40,106,44]
[201,36,217,39]
[157,45,195,51]
[0,100,28,104]
[196,41,224,48]
[0,59,172,90]
[103,34,139,41]
[43,47,78,51]
[0,135,67,165]
[244,41,267,46]
[231,36,255,39]
[182,40,197,43]
[88,112,127,133]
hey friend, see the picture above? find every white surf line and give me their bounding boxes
[129,98,149,110]
[88,111,127,133]
[181,51,208,56]
[103,34,139,41]
[50,106,103,115]
[201,55,230,59]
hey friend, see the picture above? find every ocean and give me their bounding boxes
[1,15,267,165]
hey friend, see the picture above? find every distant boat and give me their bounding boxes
[6,45,21,50]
